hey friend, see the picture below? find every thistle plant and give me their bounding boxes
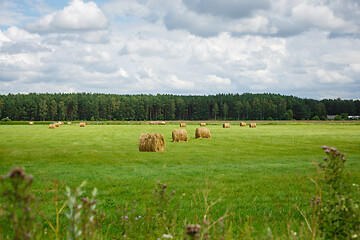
[317,146,360,239]
[0,167,38,240]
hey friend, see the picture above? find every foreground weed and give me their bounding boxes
[65,181,102,240]
[0,167,39,239]
[316,146,360,239]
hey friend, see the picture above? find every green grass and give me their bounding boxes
[1,123,360,237]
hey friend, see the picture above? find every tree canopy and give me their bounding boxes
[0,93,359,121]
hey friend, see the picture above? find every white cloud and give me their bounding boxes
[25,0,109,33]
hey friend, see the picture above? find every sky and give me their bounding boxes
[0,0,360,99]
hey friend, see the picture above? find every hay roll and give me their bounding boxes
[180,123,186,127]
[54,123,60,127]
[223,123,230,128]
[160,121,166,125]
[29,122,34,125]
[200,123,206,126]
[249,123,256,128]
[59,122,64,125]
[80,122,86,127]
[67,122,72,125]
[240,122,246,127]
[49,124,55,129]
[150,121,155,125]
[195,128,211,139]
[139,133,165,152]
[172,129,188,142]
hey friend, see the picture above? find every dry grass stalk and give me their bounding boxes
[200,123,206,126]
[139,133,165,152]
[180,123,186,127]
[80,122,86,127]
[223,123,230,128]
[29,122,34,125]
[195,128,211,139]
[172,129,188,142]
[240,122,246,126]
[249,123,256,128]
[49,124,55,129]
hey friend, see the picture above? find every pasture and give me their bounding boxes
[0,122,359,237]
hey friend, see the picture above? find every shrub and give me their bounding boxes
[1,117,11,122]
[334,115,342,120]
[312,116,320,120]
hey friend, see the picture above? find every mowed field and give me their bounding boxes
[1,122,360,235]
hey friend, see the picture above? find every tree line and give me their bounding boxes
[0,93,359,121]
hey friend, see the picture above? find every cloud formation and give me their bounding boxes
[0,0,359,99]
[25,0,109,33]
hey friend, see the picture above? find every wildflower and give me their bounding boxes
[330,147,337,152]
[161,234,173,239]
[351,234,358,239]
[26,233,31,238]
[26,207,31,212]
[138,215,141,219]
[163,184,166,188]
[172,190,175,195]
[219,217,223,222]
[321,145,328,149]
[325,149,331,154]
[323,157,328,161]
[124,216,128,220]
[135,217,138,221]
[8,167,26,179]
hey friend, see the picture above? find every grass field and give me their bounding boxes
[1,122,360,238]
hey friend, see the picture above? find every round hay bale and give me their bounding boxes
[150,121,155,125]
[200,123,206,126]
[49,124,55,129]
[195,128,211,139]
[240,122,246,127]
[59,122,64,125]
[180,123,186,127]
[139,133,165,152]
[223,123,230,128]
[172,129,188,142]
[54,123,60,127]
[160,121,166,125]
[29,122,34,125]
[80,122,86,127]
[67,122,72,125]
[249,123,256,128]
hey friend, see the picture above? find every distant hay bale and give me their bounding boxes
[249,123,256,128]
[139,133,165,152]
[195,128,211,139]
[80,122,86,127]
[172,129,188,142]
[54,123,60,127]
[180,123,186,127]
[49,124,55,129]
[160,121,166,125]
[240,122,246,127]
[200,123,206,126]
[150,121,155,125]
[67,122,72,125]
[59,122,64,125]
[223,123,230,128]
[29,122,34,125]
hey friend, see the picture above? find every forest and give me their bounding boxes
[0,93,359,121]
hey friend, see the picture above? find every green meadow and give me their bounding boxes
[0,122,360,237]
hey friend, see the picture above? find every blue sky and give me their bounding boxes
[1,0,360,99]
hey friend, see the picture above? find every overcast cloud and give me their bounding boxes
[0,0,359,99]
